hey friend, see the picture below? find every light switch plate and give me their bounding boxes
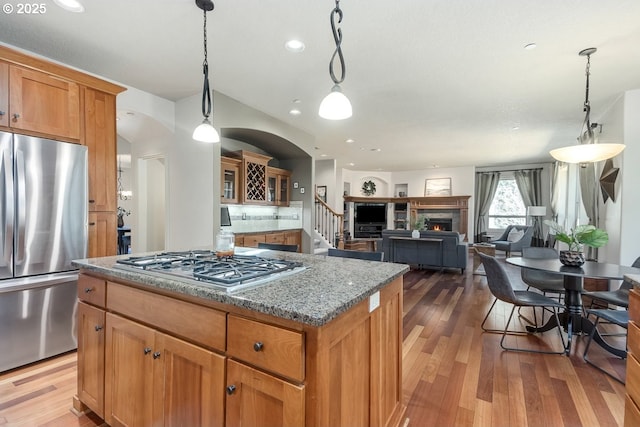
[300,187,305,194]
[369,291,380,312]
[293,181,299,189]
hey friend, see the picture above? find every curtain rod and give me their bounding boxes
[476,167,543,174]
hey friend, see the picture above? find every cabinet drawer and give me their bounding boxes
[628,354,640,406]
[107,282,226,352]
[630,289,640,324]
[629,321,640,360]
[227,315,304,382]
[243,234,266,248]
[626,394,640,427]
[78,274,106,307]
[265,232,285,244]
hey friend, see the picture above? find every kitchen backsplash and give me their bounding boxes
[225,201,303,233]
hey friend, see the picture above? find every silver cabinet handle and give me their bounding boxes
[226,385,236,395]
[12,113,20,120]
[94,325,103,331]
[0,111,5,116]
[153,351,161,359]
[144,347,152,355]
[253,342,264,352]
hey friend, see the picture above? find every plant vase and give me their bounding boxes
[559,250,585,267]
[411,229,420,239]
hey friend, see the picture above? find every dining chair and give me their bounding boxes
[479,253,567,354]
[582,256,640,310]
[520,247,565,325]
[583,308,628,384]
[257,242,299,252]
[327,248,384,261]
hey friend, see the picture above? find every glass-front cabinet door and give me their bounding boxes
[267,174,277,203]
[221,157,241,204]
[278,175,289,206]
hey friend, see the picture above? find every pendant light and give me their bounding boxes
[192,0,220,143]
[550,48,624,163]
[318,0,352,120]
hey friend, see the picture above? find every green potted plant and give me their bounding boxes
[543,220,609,266]
[411,214,426,238]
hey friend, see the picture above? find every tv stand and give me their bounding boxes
[354,223,385,238]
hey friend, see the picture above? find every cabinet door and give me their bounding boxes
[9,65,80,139]
[154,333,226,427]
[88,212,117,257]
[85,88,117,212]
[278,174,290,206]
[77,302,106,418]
[226,360,304,427]
[221,157,241,204]
[0,61,7,127]
[243,233,266,248]
[105,313,156,427]
[284,231,301,249]
[267,173,277,204]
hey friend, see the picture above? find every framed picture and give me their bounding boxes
[425,178,451,196]
[316,185,327,202]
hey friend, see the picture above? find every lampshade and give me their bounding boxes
[192,118,220,143]
[527,206,546,217]
[319,85,352,120]
[549,143,625,164]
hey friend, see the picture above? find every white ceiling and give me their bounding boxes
[1,0,640,171]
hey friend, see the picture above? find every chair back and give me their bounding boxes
[620,256,640,290]
[479,253,519,304]
[522,247,558,259]
[257,242,299,252]
[327,248,384,261]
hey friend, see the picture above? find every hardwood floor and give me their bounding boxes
[0,254,627,426]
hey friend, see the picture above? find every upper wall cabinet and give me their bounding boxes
[0,61,8,127]
[8,64,80,140]
[221,156,241,204]
[267,167,291,207]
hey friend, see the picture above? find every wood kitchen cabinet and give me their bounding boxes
[85,88,117,213]
[88,212,117,258]
[236,230,301,251]
[0,61,8,127]
[104,312,226,427]
[221,156,241,204]
[226,359,304,427]
[77,302,106,419]
[626,288,640,426]
[8,64,80,140]
[241,150,271,204]
[267,166,291,206]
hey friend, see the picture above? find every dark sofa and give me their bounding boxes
[381,230,468,273]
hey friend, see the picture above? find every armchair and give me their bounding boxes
[490,225,533,257]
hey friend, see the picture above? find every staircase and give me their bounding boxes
[314,194,344,251]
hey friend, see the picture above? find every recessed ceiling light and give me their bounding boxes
[345,138,354,144]
[53,0,84,12]
[289,108,302,116]
[292,99,301,104]
[285,39,305,53]
[320,154,327,157]
[524,43,537,50]
[512,125,520,131]
[371,148,381,152]
[349,162,355,166]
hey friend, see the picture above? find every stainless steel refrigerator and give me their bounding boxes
[0,131,88,372]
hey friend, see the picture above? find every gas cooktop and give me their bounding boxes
[115,250,306,293]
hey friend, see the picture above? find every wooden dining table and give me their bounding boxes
[506,257,640,356]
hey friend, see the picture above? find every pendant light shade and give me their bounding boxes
[549,143,625,164]
[550,48,625,163]
[319,84,352,120]
[193,0,220,143]
[319,0,352,120]
[193,118,220,143]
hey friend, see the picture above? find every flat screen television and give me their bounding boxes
[355,203,386,224]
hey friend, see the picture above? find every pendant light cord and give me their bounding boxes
[582,53,592,138]
[201,8,212,119]
[328,0,346,85]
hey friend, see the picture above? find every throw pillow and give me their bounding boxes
[507,229,524,242]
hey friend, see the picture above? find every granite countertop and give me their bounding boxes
[627,274,640,288]
[72,248,409,327]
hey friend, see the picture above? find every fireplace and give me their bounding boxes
[426,218,452,231]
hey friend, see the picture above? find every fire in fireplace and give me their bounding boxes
[426,218,452,231]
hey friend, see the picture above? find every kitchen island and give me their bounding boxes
[72,248,409,427]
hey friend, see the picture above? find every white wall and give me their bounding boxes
[620,90,640,265]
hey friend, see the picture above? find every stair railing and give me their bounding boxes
[314,194,344,248]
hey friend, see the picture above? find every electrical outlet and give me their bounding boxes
[300,187,305,194]
[242,212,246,220]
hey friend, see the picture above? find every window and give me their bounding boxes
[488,177,526,229]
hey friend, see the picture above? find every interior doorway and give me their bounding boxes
[138,155,166,252]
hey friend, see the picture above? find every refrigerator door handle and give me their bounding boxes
[1,142,14,266]
[15,149,26,265]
